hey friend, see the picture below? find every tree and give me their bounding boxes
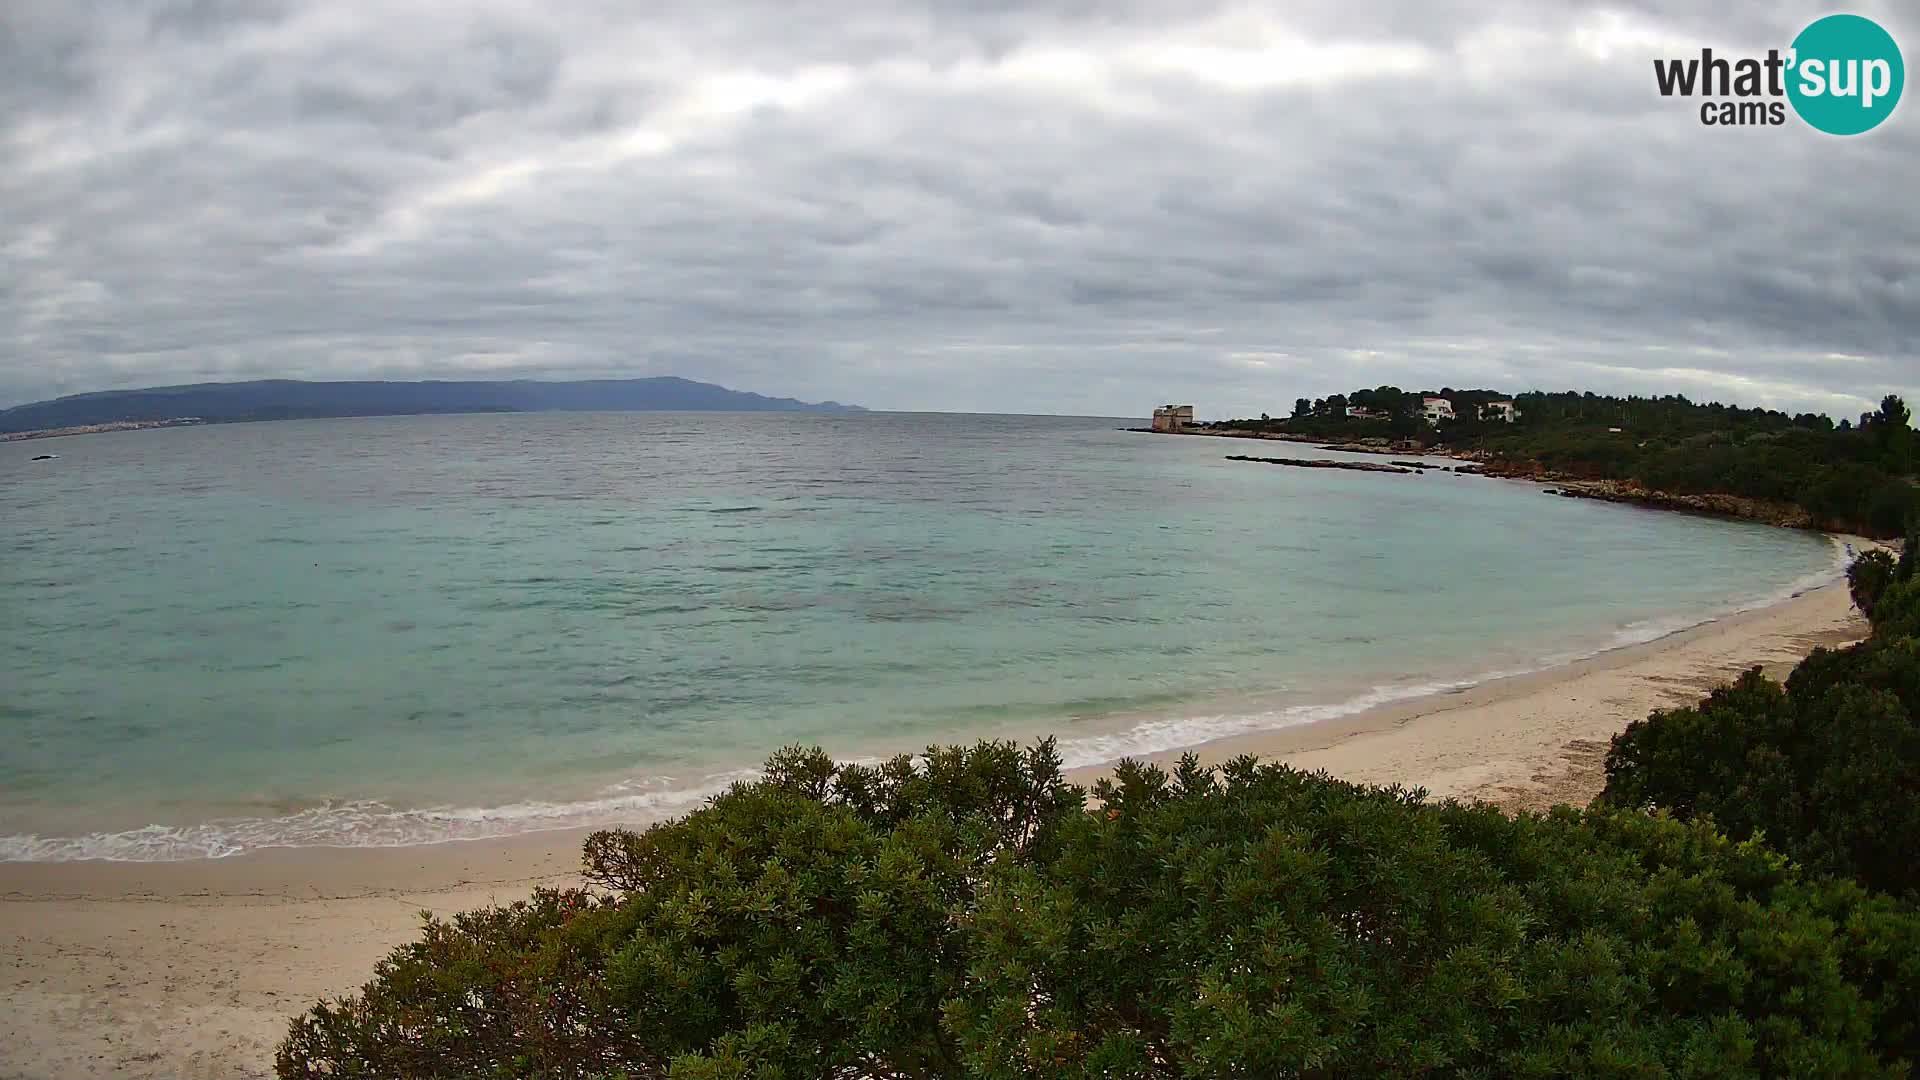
[1292,397,1312,420]
[283,743,1920,1078]
[1872,395,1913,472]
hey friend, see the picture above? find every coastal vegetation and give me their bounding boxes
[283,721,1920,1076]
[1216,389,1918,538]
[1600,530,1920,897]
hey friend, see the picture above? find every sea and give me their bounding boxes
[0,411,1845,861]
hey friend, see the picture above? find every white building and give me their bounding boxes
[1420,396,1455,424]
[1479,400,1519,423]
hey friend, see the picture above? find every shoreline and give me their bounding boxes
[0,540,1843,861]
[0,579,1872,1078]
[1063,578,1864,807]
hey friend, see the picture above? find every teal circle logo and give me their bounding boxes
[1787,14,1904,135]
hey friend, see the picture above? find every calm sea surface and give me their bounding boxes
[0,412,1841,859]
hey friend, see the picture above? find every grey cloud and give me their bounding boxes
[1,0,1916,419]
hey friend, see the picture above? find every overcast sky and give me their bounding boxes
[3,1,1915,418]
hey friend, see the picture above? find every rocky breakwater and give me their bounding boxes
[1226,455,1416,475]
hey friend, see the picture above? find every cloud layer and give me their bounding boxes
[3,0,1915,416]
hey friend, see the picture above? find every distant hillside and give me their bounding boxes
[0,377,865,433]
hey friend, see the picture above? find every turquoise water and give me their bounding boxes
[0,412,1841,860]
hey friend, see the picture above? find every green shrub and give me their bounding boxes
[1871,567,1920,641]
[276,888,634,1079]
[282,747,1920,1078]
[953,759,1919,1079]
[280,740,1078,1080]
[1603,547,1920,898]
[1849,550,1898,617]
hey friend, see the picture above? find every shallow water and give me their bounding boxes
[0,412,1841,859]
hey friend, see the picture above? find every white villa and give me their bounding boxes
[1478,400,1520,423]
[1420,396,1455,424]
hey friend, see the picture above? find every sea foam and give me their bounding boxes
[0,770,761,862]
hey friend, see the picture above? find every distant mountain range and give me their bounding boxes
[0,377,865,434]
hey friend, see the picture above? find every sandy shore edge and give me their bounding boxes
[0,577,1872,1079]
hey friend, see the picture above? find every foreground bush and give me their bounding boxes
[1602,538,1920,897]
[282,744,1920,1078]
[1847,549,1898,618]
[280,740,1079,1080]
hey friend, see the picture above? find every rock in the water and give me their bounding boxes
[1226,455,1414,475]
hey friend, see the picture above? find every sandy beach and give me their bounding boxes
[0,580,1870,1080]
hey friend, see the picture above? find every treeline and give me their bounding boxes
[1224,386,1517,439]
[283,542,1920,1078]
[1217,387,1918,537]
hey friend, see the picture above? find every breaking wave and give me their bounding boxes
[0,769,762,863]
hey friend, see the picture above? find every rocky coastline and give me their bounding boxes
[1138,425,1823,533]
[1224,454,1417,474]
[1529,478,1813,528]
